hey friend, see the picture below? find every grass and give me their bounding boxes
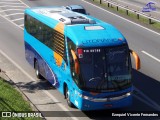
[0,78,41,120]
[86,0,160,31]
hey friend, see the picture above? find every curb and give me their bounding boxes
[0,70,46,120]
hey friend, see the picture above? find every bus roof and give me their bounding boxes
[25,6,127,47]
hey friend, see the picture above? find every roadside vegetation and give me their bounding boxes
[86,0,160,32]
[0,77,41,120]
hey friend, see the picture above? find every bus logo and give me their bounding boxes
[142,1,156,12]
[2,112,11,117]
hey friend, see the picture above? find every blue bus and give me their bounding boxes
[24,6,140,110]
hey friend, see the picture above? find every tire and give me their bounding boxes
[35,60,42,79]
[65,86,74,107]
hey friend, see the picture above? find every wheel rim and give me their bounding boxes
[35,62,39,76]
[36,69,39,76]
[66,89,70,103]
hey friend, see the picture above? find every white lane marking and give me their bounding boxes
[81,0,160,36]
[19,24,24,27]
[44,91,79,120]
[134,87,160,111]
[0,9,24,12]
[0,13,22,29]
[5,13,23,17]
[0,5,26,8]
[117,0,142,8]
[11,17,23,21]
[142,51,160,63]
[0,2,23,4]
[18,0,29,8]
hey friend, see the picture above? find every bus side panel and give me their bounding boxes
[25,41,35,68]
[36,53,46,78]
[24,29,67,95]
[25,41,59,87]
[25,41,46,77]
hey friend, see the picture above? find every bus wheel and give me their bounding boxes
[35,60,42,79]
[65,86,74,107]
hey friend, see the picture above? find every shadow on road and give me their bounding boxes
[15,79,55,93]
[132,69,160,107]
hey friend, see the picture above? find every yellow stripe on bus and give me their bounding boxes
[53,22,65,67]
[54,52,63,67]
[54,22,64,34]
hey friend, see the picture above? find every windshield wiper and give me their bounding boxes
[89,77,101,82]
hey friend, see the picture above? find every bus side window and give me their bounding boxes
[69,53,74,71]
[67,38,79,82]
[67,38,75,70]
[25,14,68,66]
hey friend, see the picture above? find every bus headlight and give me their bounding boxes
[75,90,91,100]
[83,95,90,100]
[109,92,132,101]
[126,92,131,96]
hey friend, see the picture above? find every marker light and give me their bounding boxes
[77,48,83,58]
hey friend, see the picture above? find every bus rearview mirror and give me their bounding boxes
[71,49,80,75]
[130,49,141,70]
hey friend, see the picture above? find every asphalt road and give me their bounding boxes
[114,0,160,10]
[105,0,160,22]
[0,0,160,119]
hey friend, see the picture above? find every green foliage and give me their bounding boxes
[0,78,41,120]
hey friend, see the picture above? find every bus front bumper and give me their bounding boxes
[74,92,132,111]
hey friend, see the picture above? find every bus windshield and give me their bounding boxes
[78,45,132,92]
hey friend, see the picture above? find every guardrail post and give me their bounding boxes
[149,19,152,24]
[137,14,139,19]
[100,0,102,4]
[126,10,128,15]
[108,3,110,7]
[117,6,118,11]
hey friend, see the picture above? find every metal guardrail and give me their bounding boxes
[92,0,160,24]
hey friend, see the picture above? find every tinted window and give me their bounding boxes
[25,14,67,64]
[72,9,86,14]
[79,46,132,92]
